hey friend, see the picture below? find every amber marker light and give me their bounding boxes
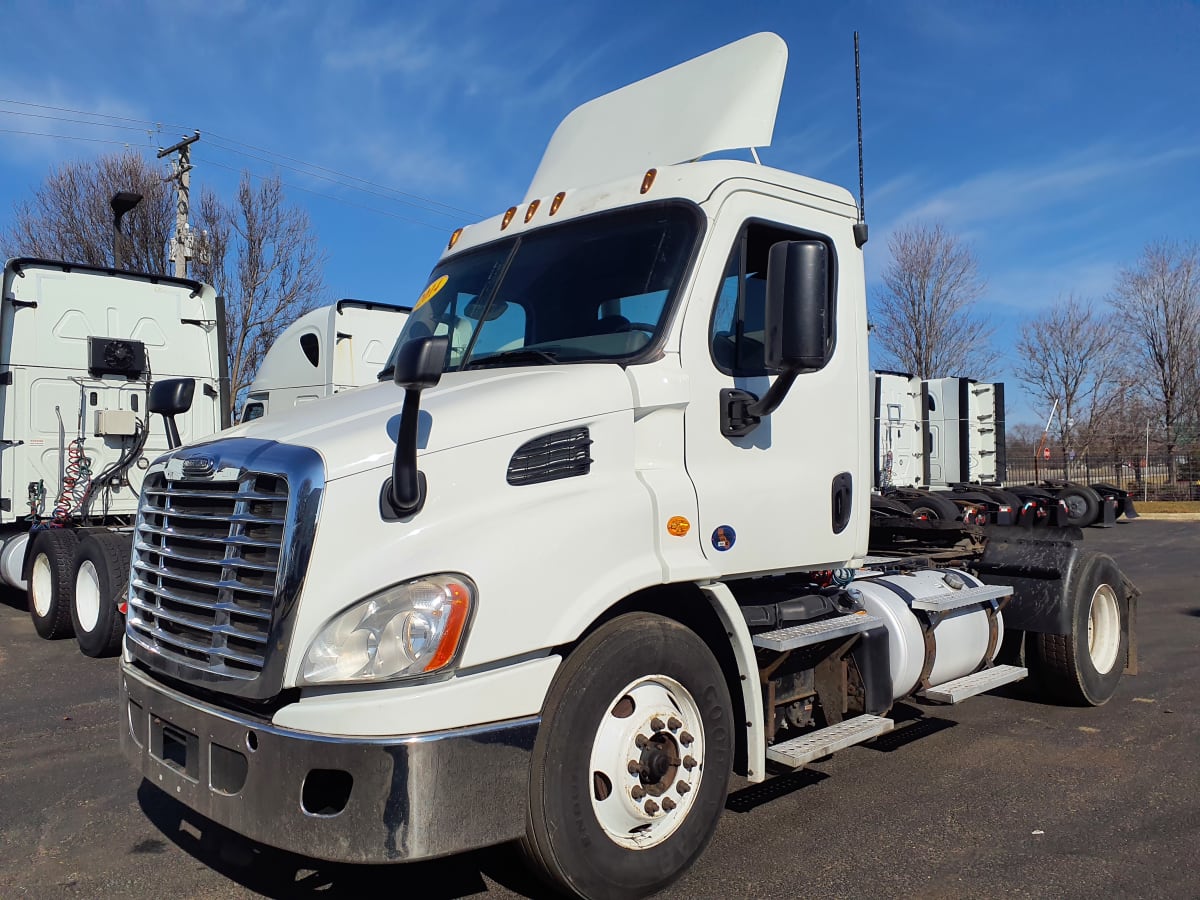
[501,206,517,230]
[447,227,463,250]
[423,582,472,672]
[640,168,657,194]
[667,516,691,537]
[549,191,566,215]
[524,199,541,223]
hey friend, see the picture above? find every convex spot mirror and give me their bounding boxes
[148,378,196,416]
[764,240,833,373]
[393,335,450,390]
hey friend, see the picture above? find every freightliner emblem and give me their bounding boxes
[181,456,217,477]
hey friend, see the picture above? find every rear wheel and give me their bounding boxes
[1057,485,1101,527]
[902,492,960,521]
[1030,552,1128,705]
[26,528,79,639]
[522,613,733,899]
[71,531,132,657]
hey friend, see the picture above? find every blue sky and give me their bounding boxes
[1,1,1197,424]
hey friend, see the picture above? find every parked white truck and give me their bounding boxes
[239,299,409,423]
[119,34,1136,898]
[1,258,227,655]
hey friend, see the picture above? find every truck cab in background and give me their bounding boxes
[1,257,227,655]
[239,299,409,423]
[118,34,1137,899]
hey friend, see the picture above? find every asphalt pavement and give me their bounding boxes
[1,520,1197,899]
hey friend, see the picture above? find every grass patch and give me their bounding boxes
[1135,501,1200,513]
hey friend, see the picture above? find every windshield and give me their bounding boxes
[382,202,699,376]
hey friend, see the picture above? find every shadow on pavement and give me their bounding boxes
[0,585,26,612]
[136,780,552,899]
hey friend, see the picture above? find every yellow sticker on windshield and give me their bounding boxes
[414,275,449,311]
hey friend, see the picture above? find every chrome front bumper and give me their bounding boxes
[120,662,538,863]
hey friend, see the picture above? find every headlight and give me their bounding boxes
[299,574,475,685]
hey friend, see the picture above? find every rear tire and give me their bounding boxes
[1030,552,1128,706]
[71,531,132,657]
[521,613,733,899]
[1057,485,1101,527]
[26,528,79,639]
[902,492,960,521]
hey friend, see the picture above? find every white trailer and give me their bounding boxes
[1,258,227,655]
[119,35,1136,898]
[239,300,409,422]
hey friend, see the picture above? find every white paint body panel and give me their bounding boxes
[0,260,223,525]
[243,301,408,420]
[525,32,786,201]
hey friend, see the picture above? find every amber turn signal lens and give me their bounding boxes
[501,206,517,230]
[549,191,566,215]
[524,199,540,223]
[667,516,690,537]
[447,227,463,250]
[640,168,657,194]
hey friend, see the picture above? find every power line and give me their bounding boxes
[0,127,149,147]
[0,107,159,135]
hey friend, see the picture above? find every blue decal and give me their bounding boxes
[711,525,736,551]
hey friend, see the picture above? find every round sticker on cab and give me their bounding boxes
[711,525,736,551]
[414,275,448,311]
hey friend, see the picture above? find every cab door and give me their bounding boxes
[681,192,868,576]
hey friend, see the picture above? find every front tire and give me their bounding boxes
[522,613,733,899]
[1030,552,1128,705]
[71,531,132,657]
[26,528,80,639]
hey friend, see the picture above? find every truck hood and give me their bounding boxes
[219,364,634,481]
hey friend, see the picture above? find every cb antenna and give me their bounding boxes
[853,32,869,249]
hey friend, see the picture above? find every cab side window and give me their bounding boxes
[710,221,834,376]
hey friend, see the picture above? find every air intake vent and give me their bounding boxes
[508,427,593,486]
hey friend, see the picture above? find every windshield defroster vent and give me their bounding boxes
[508,427,593,486]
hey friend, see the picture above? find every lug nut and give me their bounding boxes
[627,760,644,775]
[635,733,649,748]
[631,785,646,800]
[683,755,697,770]
[676,780,691,794]
[661,797,677,812]
[650,717,665,732]
[679,731,694,746]
[668,717,682,731]
[644,799,659,815]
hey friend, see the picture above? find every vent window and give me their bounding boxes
[508,428,593,486]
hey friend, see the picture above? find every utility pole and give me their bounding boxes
[158,131,200,278]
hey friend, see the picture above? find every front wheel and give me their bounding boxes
[522,613,733,899]
[26,528,80,639]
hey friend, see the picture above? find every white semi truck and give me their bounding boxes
[0,258,227,656]
[239,299,409,423]
[119,34,1136,899]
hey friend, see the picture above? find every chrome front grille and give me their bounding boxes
[127,470,289,680]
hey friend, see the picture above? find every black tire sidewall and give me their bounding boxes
[905,493,959,521]
[1060,487,1100,526]
[1069,553,1128,704]
[527,613,733,900]
[71,532,129,657]
[26,529,79,639]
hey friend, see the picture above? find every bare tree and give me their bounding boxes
[1110,241,1200,483]
[1014,293,1125,477]
[1,151,174,272]
[192,173,326,406]
[871,222,996,379]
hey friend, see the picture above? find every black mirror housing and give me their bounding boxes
[148,378,196,416]
[764,240,832,372]
[394,336,449,390]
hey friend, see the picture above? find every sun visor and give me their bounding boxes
[524,32,787,202]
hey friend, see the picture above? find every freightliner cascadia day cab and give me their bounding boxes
[120,34,1136,899]
[239,299,410,423]
[0,258,227,656]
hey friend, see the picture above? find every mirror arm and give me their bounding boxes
[387,388,426,515]
[720,368,799,438]
[745,368,798,419]
[162,415,182,450]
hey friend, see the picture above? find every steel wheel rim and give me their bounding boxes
[31,553,53,617]
[588,674,704,850]
[1086,583,1121,674]
[75,560,102,632]
[1065,495,1087,518]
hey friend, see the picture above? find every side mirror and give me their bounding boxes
[720,240,834,438]
[764,240,832,372]
[384,336,449,518]
[148,377,195,449]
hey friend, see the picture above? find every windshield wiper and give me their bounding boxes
[465,348,560,369]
